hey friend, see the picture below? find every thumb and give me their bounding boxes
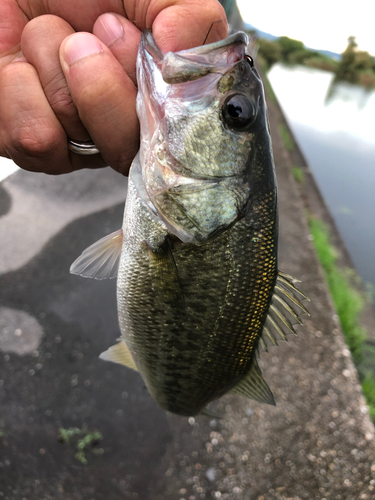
[149,0,228,53]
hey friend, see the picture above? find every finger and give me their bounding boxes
[60,32,139,176]
[21,15,90,141]
[0,0,28,68]
[0,59,106,173]
[94,3,228,82]
[93,13,141,85]
[146,0,228,52]
[0,59,70,173]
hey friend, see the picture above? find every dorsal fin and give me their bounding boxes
[99,340,138,371]
[70,229,123,279]
[230,358,275,406]
[258,270,310,351]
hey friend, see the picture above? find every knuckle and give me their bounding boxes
[12,125,61,159]
[44,72,78,121]
[49,87,77,121]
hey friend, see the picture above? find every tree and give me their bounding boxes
[277,36,305,62]
[257,39,282,68]
[336,36,360,83]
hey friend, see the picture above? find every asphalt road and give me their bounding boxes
[1,97,375,499]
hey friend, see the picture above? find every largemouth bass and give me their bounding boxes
[71,31,309,416]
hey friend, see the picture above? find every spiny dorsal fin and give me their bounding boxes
[70,229,123,279]
[99,340,138,371]
[230,358,275,406]
[259,270,310,350]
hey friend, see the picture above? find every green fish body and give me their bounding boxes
[71,32,308,416]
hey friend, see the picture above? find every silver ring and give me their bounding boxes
[67,138,100,155]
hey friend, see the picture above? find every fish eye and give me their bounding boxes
[245,55,254,68]
[222,94,256,130]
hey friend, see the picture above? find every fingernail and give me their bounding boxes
[95,13,123,47]
[63,33,104,66]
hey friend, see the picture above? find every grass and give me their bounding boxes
[278,124,294,151]
[308,216,366,362]
[291,166,305,184]
[262,72,277,103]
[308,215,375,418]
[59,426,103,464]
[257,57,277,103]
[362,373,375,420]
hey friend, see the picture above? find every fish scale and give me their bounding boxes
[71,31,309,417]
[114,172,278,415]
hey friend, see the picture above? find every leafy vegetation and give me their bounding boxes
[256,35,338,73]
[59,426,103,464]
[336,36,375,87]
[252,31,375,88]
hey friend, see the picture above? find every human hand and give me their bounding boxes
[0,1,227,176]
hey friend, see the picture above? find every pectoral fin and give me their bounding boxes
[99,340,138,371]
[70,229,123,279]
[146,237,185,308]
[230,358,275,406]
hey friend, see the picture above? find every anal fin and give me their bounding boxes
[230,358,275,406]
[99,340,138,371]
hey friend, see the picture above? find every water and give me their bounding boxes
[267,63,375,290]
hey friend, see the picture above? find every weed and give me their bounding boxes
[291,166,305,184]
[278,124,294,151]
[361,373,375,420]
[59,426,103,464]
[308,216,366,362]
[58,427,81,443]
[257,58,277,103]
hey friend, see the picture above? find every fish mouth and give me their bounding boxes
[135,31,251,245]
[142,30,248,84]
[136,30,249,125]
[136,29,250,159]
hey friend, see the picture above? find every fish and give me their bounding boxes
[70,30,309,416]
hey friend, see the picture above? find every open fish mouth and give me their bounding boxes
[135,31,257,244]
[136,30,250,161]
[143,30,249,84]
[138,29,250,111]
